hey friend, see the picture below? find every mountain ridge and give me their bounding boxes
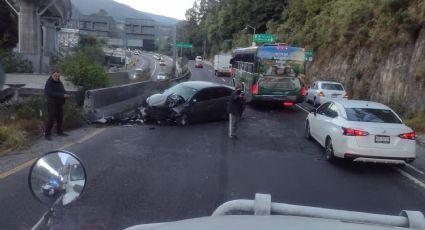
[71,0,179,25]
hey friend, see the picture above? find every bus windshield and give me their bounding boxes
[256,45,305,76]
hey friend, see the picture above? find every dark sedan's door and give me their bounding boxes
[209,87,233,120]
[188,89,215,123]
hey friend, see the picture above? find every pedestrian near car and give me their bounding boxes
[228,86,245,139]
[44,71,70,141]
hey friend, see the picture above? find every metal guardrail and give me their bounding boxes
[212,194,425,229]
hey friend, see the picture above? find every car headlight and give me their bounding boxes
[168,94,183,108]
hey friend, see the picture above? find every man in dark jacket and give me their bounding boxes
[44,71,70,140]
[228,86,245,139]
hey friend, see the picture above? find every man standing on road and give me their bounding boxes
[44,71,70,141]
[228,86,245,139]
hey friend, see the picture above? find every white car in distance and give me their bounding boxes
[306,81,348,106]
[305,100,415,164]
[156,72,167,81]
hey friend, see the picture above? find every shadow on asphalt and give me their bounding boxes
[248,102,299,113]
[306,136,398,174]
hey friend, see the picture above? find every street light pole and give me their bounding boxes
[245,25,256,47]
[173,25,177,78]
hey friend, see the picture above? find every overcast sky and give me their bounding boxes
[114,0,195,20]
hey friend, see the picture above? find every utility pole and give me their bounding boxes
[173,25,177,77]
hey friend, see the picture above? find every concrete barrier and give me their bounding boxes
[83,80,162,121]
[83,63,192,121]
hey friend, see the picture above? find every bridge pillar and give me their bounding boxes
[18,0,40,55]
[42,19,59,56]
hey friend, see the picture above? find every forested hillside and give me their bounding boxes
[178,0,425,118]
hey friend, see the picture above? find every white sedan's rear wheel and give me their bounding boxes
[325,137,336,162]
[305,121,312,140]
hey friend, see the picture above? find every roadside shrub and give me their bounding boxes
[382,0,409,13]
[396,10,419,38]
[0,51,33,73]
[13,96,47,120]
[63,103,85,129]
[404,110,425,131]
[59,53,110,90]
[388,96,408,116]
[8,95,85,132]
[0,124,26,153]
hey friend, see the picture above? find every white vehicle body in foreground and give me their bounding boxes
[213,54,232,76]
[125,194,425,230]
[306,81,347,106]
[305,100,416,163]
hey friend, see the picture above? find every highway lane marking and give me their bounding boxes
[395,168,425,190]
[406,164,425,175]
[0,128,105,180]
[296,103,425,189]
[150,61,157,77]
[295,104,310,113]
[0,159,36,180]
[139,57,145,67]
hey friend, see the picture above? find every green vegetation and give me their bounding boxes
[55,35,109,105]
[405,110,425,132]
[178,0,422,59]
[0,124,25,155]
[0,96,85,155]
[0,51,33,73]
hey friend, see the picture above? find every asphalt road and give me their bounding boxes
[1,61,425,230]
[136,53,172,81]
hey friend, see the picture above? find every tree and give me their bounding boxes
[177,0,287,58]
[0,0,18,50]
[55,35,109,104]
[78,35,106,64]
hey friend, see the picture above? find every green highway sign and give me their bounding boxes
[253,34,276,43]
[305,48,314,61]
[176,43,193,48]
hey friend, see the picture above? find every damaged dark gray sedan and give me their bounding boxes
[142,81,234,125]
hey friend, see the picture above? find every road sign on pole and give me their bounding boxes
[253,34,276,43]
[305,48,314,62]
[176,43,193,48]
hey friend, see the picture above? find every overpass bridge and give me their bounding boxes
[5,0,71,73]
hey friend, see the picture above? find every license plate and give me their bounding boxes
[331,94,338,98]
[375,135,390,144]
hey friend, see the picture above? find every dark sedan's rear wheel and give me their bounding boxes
[176,114,189,126]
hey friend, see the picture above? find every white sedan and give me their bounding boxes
[306,81,348,106]
[305,100,415,164]
[156,72,167,81]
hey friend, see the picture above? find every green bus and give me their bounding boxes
[231,44,306,106]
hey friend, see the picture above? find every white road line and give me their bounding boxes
[140,57,144,67]
[395,168,425,190]
[151,61,157,77]
[221,78,226,82]
[209,70,213,72]
[406,164,425,175]
[296,104,310,113]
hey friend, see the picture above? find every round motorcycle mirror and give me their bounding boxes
[28,150,87,207]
